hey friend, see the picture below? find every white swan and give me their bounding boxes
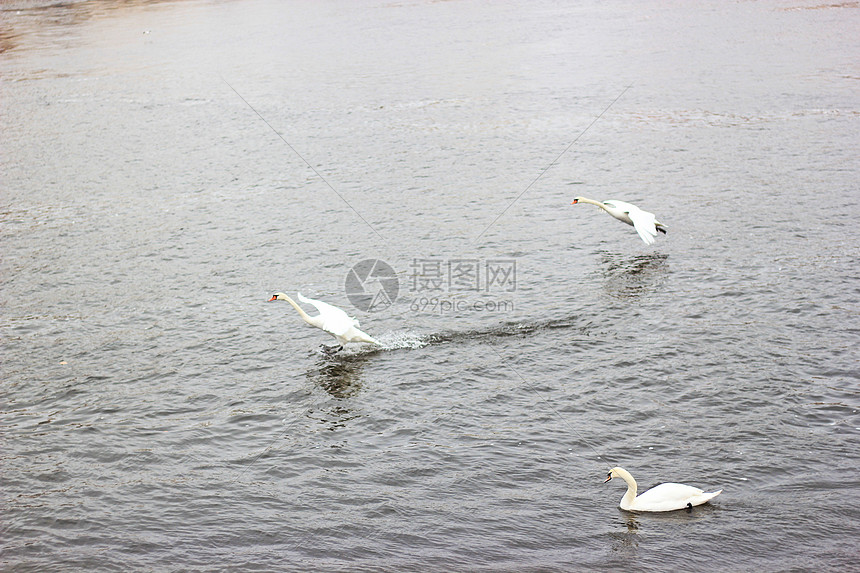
[571,196,667,245]
[604,467,722,512]
[268,292,380,353]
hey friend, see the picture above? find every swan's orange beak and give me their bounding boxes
[268,295,277,302]
[571,199,579,204]
[603,474,613,483]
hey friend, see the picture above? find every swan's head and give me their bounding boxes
[571,197,581,205]
[604,467,624,483]
[268,292,287,302]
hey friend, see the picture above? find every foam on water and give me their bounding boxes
[373,330,431,350]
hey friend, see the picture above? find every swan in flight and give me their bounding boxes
[268,292,380,354]
[604,467,722,512]
[571,197,667,245]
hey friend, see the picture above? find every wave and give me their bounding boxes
[331,313,595,358]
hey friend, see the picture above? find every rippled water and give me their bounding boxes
[2,0,859,571]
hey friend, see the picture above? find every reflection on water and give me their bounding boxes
[609,513,640,555]
[306,350,376,400]
[600,252,669,300]
[625,513,640,531]
[304,351,379,431]
[609,503,718,557]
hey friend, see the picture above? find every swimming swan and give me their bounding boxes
[604,466,722,512]
[571,197,667,245]
[268,292,380,354]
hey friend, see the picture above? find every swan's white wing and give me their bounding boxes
[297,294,344,318]
[627,208,659,245]
[603,200,637,212]
[632,482,708,511]
[322,315,357,337]
[297,293,354,336]
[601,200,634,223]
[600,200,643,231]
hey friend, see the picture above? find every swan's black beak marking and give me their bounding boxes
[604,472,612,483]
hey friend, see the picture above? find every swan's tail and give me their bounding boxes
[635,226,657,245]
[352,329,380,346]
[693,489,722,506]
[365,335,381,346]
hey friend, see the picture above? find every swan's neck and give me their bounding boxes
[280,295,321,328]
[576,196,610,211]
[616,468,638,506]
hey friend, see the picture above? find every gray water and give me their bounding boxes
[2,0,859,571]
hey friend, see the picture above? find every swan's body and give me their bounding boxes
[571,196,667,245]
[604,467,721,512]
[268,292,380,353]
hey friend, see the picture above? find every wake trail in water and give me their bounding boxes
[374,330,431,350]
[361,313,597,354]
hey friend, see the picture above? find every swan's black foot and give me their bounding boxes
[686,502,693,513]
[320,344,344,355]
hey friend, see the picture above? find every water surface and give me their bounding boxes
[2,0,859,571]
